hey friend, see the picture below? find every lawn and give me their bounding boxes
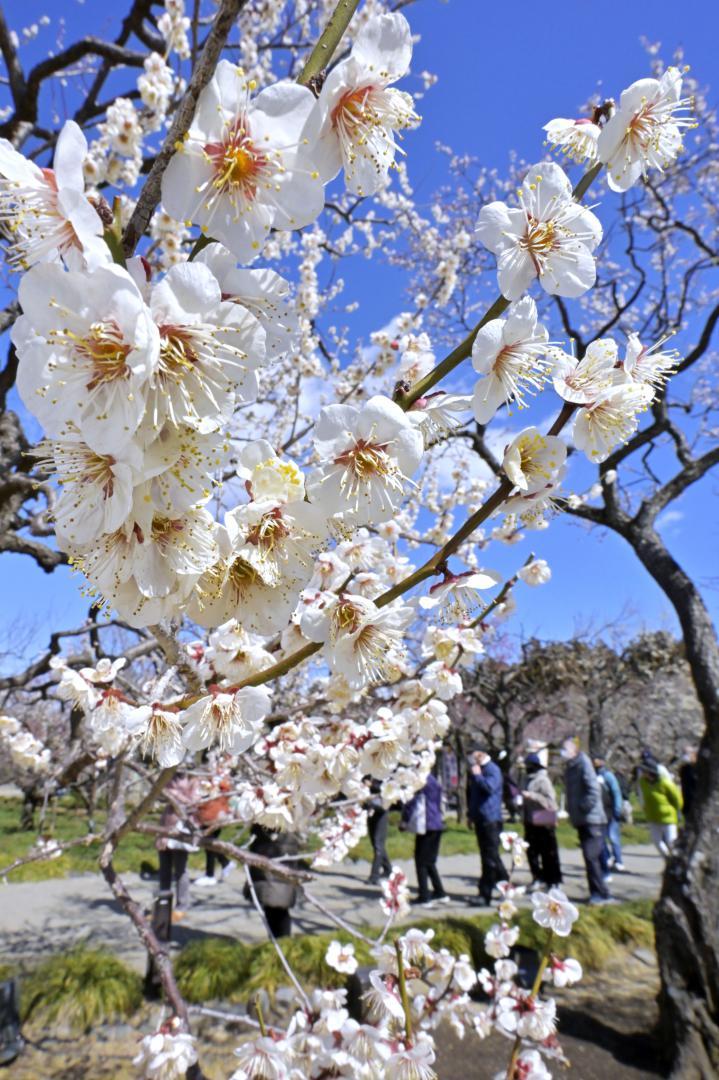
[346,810,651,862]
[0,795,652,881]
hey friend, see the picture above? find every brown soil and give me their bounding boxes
[5,951,665,1079]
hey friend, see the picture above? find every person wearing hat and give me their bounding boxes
[468,748,508,905]
[639,761,683,858]
[521,753,562,890]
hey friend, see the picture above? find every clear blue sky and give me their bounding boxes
[1,0,718,670]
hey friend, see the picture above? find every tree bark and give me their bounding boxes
[623,522,719,1078]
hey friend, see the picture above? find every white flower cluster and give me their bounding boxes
[0,715,50,773]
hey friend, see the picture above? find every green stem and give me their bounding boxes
[297,0,361,86]
[394,937,413,1044]
[400,161,605,410]
[255,994,267,1036]
[504,930,554,1080]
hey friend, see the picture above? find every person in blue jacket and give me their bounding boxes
[400,772,450,909]
[467,748,508,905]
[593,755,626,874]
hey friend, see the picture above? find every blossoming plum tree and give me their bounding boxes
[0,1,716,1077]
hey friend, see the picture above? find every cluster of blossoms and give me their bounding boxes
[0,714,50,773]
[0,6,697,1078]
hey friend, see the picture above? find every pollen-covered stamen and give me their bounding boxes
[516,432,556,483]
[152,321,249,427]
[330,595,365,639]
[0,168,85,269]
[227,556,260,601]
[484,340,551,410]
[246,507,290,553]
[150,514,186,548]
[334,439,405,510]
[350,619,404,685]
[331,83,417,169]
[49,318,131,390]
[204,120,271,209]
[140,706,182,760]
[190,696,244,754]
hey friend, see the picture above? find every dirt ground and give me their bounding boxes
[5,950,664,1079]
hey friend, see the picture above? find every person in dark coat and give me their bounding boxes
[400,773,449,909]
[561,737,612,904]
[468,749,508,905]
[679,746,698,822]
[245,825,300,938]
[521,753,562,889]
[366,781,392,885]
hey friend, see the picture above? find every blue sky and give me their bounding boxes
[1,0,718,669]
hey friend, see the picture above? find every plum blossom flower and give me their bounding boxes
[544,955,583,987]
[133,1024,198,1080]
[418,569,502,622]
[13,263,159,455]
[531,887,579,937]
[543,116,600,164]
[500,830,529,867]
[550,339,618,404]
[313,12,419,196]
[230,1034,293,1080]
[306,395,424,527]
[325,940,359,975]
[144,260,267,435]
[300,592,413,689]
[518,559,551,587]
[139,704,184,766]
[385,1034,437,1080]
[0,120,108,270]
[364,971,406,1023]
[496,991,556,1041]
[476,162,602,300]
[236,440,305,503]
[572,382,654,462]
[485,922,520,959]
[196,242,300,363]
[162,61,323,262]
[420,661,463,701]
[622,332,678,390]
[471,298,552,422]
[380,866,411,918]
[181,686,271,754]
[598,67,696,192]
[409,391,472,446]
[502,428,567,493]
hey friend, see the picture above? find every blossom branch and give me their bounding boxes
[297,0,362,87]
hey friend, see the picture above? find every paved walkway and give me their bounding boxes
[0,844,663,970]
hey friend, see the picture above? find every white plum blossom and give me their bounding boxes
[181,686,271,754]
[13,262,159,454]
[531,887,579,937]
[572,382,654,462]
[518,559,551,587]
[313,12,418,196]
[485,923,520,959]
[502,428,567,493]
[494,1049,552,1080]
[622,332,678,390]
[325,940,359,975]
[598,67,696,191]
[496,991,557,1041]
[544,955,583,988]
[418,569,502,622]
[236,439,306,503]
[550,338,619,404]
[471,298,552,422]
[385,1034,437,1080]
[133,1026,198,1080]
[307,395,424,526]
[544,116,600,164]
[476,162,602,300]
[162,61,324,261]
[420,661,463,701]
[380,867,411,918]
[300,592,413,689]
[0,120,108,270]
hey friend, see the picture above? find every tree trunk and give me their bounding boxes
[454,729,468,825]
[625,523,719,1078]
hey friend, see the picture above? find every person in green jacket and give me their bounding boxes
[639,762,683,858]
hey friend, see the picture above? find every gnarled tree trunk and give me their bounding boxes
[624,522,719,1078]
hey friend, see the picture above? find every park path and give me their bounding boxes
[0,843,663,970]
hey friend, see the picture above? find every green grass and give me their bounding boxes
[21,948,143,1031]
[346,811,651,862]
[175,938,252,1003]
[0,795,651,882]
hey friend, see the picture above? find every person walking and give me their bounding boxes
[639,762,683,858]
[561,737,613,905]
[245,825,301,938]
[401,773,449,909]
[521,753,562,890]
[366,781,392,885]
[194,769,233,888]
[468,749,508,905]
[593,755,626,874]
[156,772,201,923]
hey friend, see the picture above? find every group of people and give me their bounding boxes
[369,740,697,909]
